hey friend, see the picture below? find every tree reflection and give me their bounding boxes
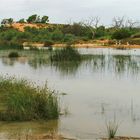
[1,54,140,77]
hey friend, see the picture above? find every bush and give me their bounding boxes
[131,32,140,38]
[44,40,54,47]
[112,29,132,40]
[0,77,59,121]
[51,29,64,41]
[0,41,23,50]
[8,52,19,58]
[63,34,76,42]
[50,47,81,62]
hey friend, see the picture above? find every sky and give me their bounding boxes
[0,0,139,25]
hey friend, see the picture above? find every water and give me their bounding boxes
[0,48,140,139]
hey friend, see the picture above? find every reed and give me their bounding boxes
[106,121,119,139]
[50,47,81,62]
[0,77,59,121]
[8,52,19,58]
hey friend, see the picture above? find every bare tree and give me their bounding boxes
[82,16,100,39]
[112,16,125,28]
[125,19,139,28]
[112,16,139,29]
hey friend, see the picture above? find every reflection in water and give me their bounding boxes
[1,54,140,76]
[50,61,81,76]
[1,49,140,139]
[2,57,27,66]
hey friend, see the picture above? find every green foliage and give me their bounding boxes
[1,18,14,25]
[63,34,76,42]
[18,18,26,23]
[0,77,59,121]
[106,121,119,139]
[50,47,81,62]
[0,41,23,50]
[44,40,54,47]
[52,29,64,41]
[27,14,38,23]
[1,15,140,48]
[131,32,140,38]
[8,52,19,58]
[111,29,132,40]
[95,26,106,38]
[41,16,49,23]
[26,14,49,24]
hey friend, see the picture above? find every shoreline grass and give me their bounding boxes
[0,77,59,121]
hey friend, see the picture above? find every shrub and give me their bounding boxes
[0,77,59,121]
[50,47,81,62]
[8,52,19,58]
[112,29,131,40]
[44,40,54,47]
[51,29,64,41]
[63,34,76,42]
[131,32,140,38]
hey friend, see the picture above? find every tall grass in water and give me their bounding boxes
[106,121,119,139]
[8,52,19,58]
[0,77,59,121]
[50,47,81,62]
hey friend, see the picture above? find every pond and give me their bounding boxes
[0,48,140,139]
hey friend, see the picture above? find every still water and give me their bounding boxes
[0,48,140,139]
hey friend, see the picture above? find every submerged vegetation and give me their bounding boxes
[0,77,59,121]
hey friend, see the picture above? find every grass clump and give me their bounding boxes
[106,121,119,139]
[0,77,59,121]
[50,47,81,62]
[8,52,19,58]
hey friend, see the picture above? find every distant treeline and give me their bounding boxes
[0,15,140,49]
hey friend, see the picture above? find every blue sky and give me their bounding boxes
[0,0,139,25]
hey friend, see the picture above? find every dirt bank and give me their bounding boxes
[53,43,140,49]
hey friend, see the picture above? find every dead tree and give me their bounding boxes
[112,16,125,29]
[112,16,139,29]
[82,17,100,39]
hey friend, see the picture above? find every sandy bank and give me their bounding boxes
[52,43,140,49]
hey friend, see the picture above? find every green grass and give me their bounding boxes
[106,121,119,139]
[50,47,81,62]
[0,77,59,121]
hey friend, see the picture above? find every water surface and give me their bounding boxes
[0,48,140,139]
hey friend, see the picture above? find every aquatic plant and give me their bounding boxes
[50,47,81,62]
[0,77,59,121]
[8,52,19,58]
[106,121,119,139]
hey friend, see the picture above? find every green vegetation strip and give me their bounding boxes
[0,77,59,121]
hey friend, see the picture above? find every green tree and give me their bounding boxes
[1,18,14,25]
[18,18,26,23]
[27,14,37,23]
[41,16,49,23]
